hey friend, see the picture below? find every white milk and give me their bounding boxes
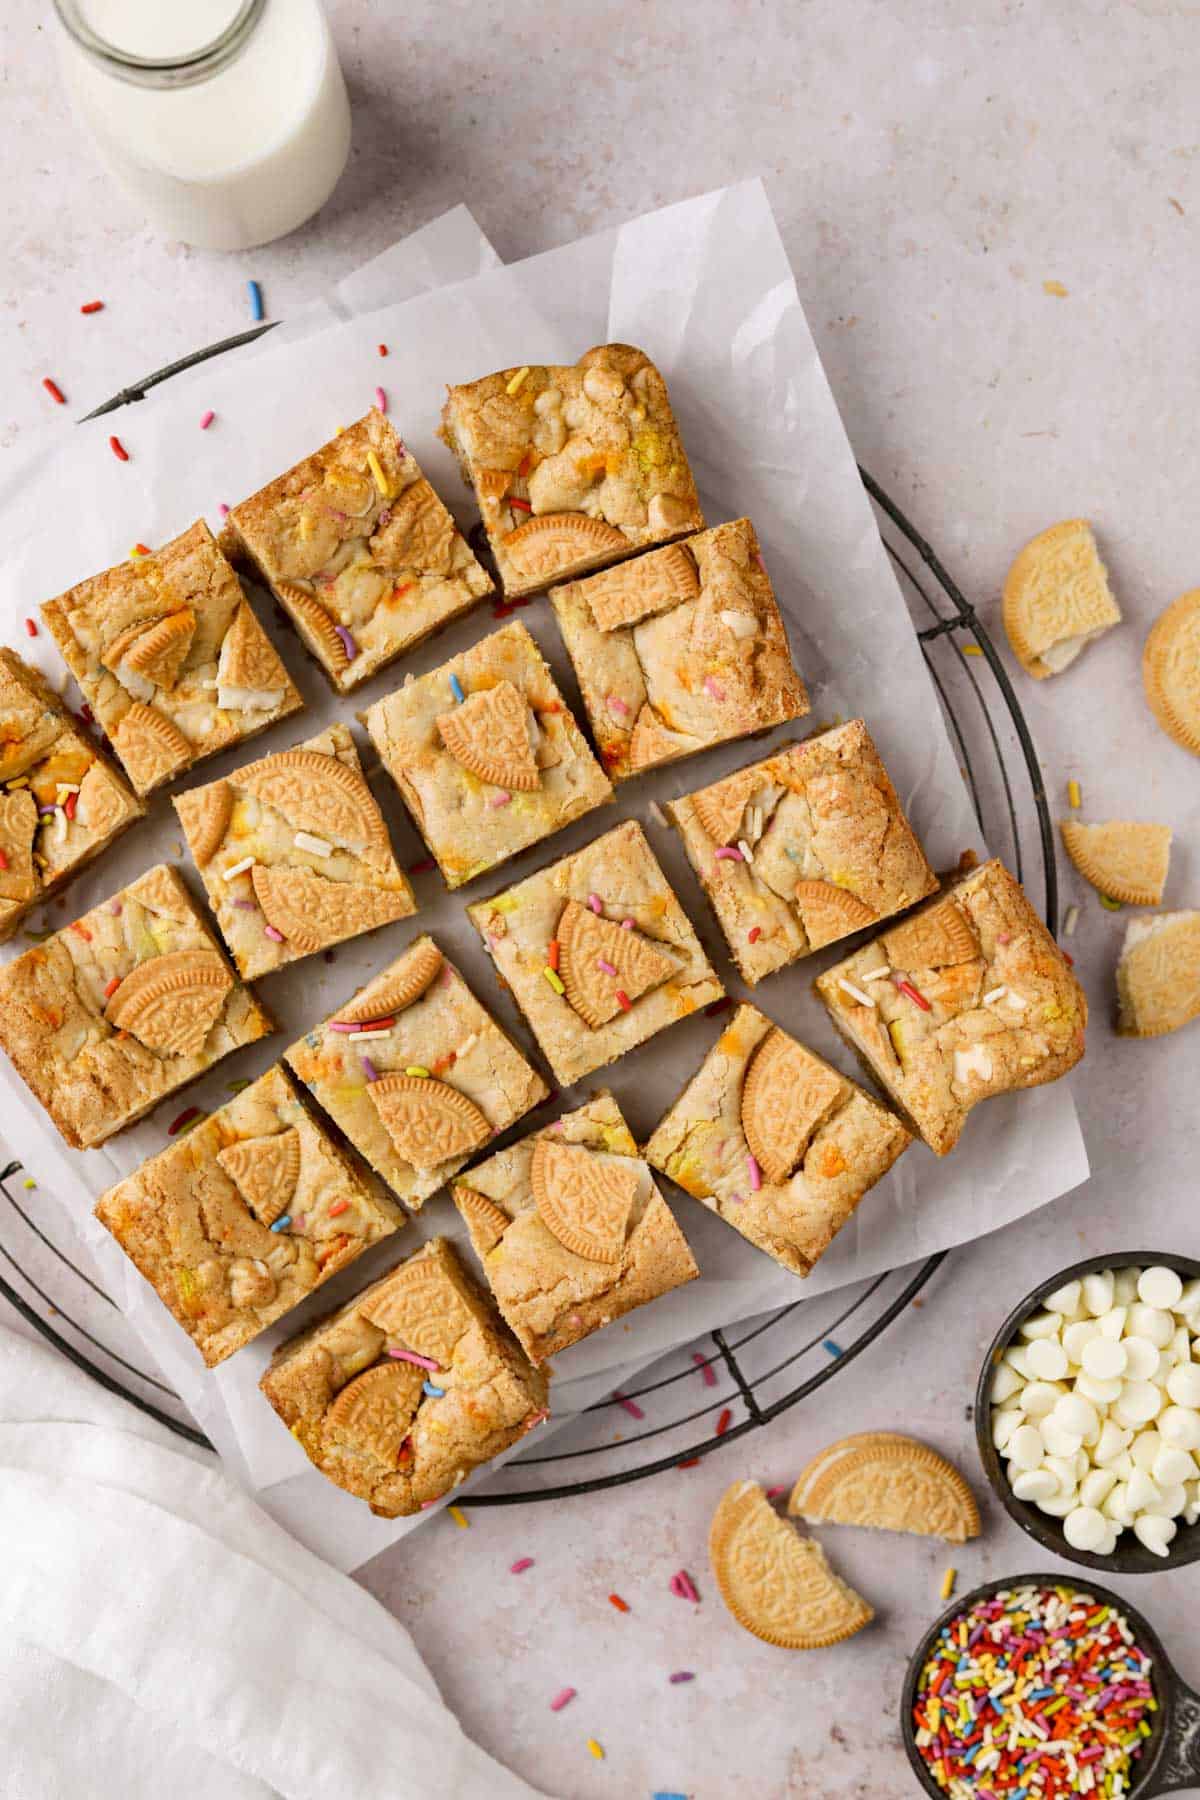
[56,0,351,250]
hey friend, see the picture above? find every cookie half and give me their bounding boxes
[709,1480,873,1650]
[787,1432,980,1543]
[1143,589,1200,757]
[1116,910,1200,1038]
[1060,820,1171,906]
[1002,519,1120,679]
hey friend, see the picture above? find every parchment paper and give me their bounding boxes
[0,184,1088,1570]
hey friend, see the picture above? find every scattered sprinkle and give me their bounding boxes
[596,956,617,976]
[334,624,358,662]
[378,343,388,357]
[939,1565,957,1601]
[109,434,129,462]
[714,846,743,863]
[80,300,104,314]
[747,925,762,943]
[448,1504,469,1529]
[822,1338,844,1357]
[704,675,726,701]
[264,924,286,942]
[227,1078,252,1093]
[231,899,257,910]
[510,1557,534,1574]
[962,643,983,657]
[678,1457,702,1468]
[374,386,387,414]
[692,1351,717,1387]
[549,1688,576,1712]
[449,672,466,704]
[862,965,892,981]
[982,985,1008,1005]
[1067,777,1082,809]
[505,365,531,396]
[270,1215,292,1233]
[608,1593,630,1613]
[667,1674,694,1686]
[1043,278,1069,297]
[222,856,255,880]
[294,830,332,858]
[1064,903,1079,936]
[737,838,754,864]
[547,938,560,972]
[586,1739,604,1761]
[169,1108,206,1137]
[620,917,634,930]
[747,1154,762,1192]
[218,502,230,518]
[130,543,150,559]
[615,989,632,1011]
[327,1199,350,1219]
[423,1381,446,1398]
[360,1055,379,1082]
[103,976,121,999]
[543,965,566,996]
[42,377,66,405]
[247,279,264,320]
[22,1178,37,1191]
[1099,894,1123,911]
[508,496,532,513]
[199,409,215,431]
[23,618,37,638]
[607,693,630,717]
[716,1408,732,1437]
[765,1485,787,1500]
[109,900,122,915]
[408,856,436,875]
[388,1347,442,1372]
[837,976,875,1008]
[670,1569,701,1604]
[894,975,931,1011]
[614,1391,644,1420]
[588,892,603,915]
[404,1064,431,1078]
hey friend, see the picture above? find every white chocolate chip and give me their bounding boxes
[1097,1305,1128,1340]
[1133,1514,1176,1556]
[990,1362,1024,1404]
[1082,1336,1127,1381]
[1040,1416,1084,1458]
[1114,1379,1164,1427]
[1053,1393,1099,1440]
[1007,1424,1046,1469]
[1128,1303,1174,1348]
[1045,1279,1082,1317]
[1026,1338,1069,1381]
[1079,1467,1117,1509]
[1130,1430,1163,1471]
[1153,1445,1198,1487]
[1121,1336,1162,1382]
[1019,1309,1064,1341]
[1063,1505,1107,1550]
[1011,1468,1058,1502]
[1159,1405,1200,1450]
[1063,1319,1101,1364]
[1020,1380,1064,1419]
[1139,1266,1184,1310]
[1082,1271,1115,1316]
[1167,1363,1200,1408]
[1092,1420,1132,1466]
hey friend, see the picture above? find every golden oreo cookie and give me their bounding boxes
[502,512,628,584]
[368,1074,491,1170]
[792,879,877,948]
[105,947,232,1057]
[1002,519,1121,679]
[583,543,699,631]
[334,942,443,1025]
[436,679,540,791]
[882,895,979,970]
[1143,589,1200,757]
[709,1480,873,1650]
[739,1028,843,1184]
[216,1127,301,1226]
[452,1185,512,1255]
[787,1432,980,1543]
[556,899,677,1028]
[1060,820,1171,906]
[1116,911,1200,1038]
[529,1138,638,1263]
[250,863,407,955]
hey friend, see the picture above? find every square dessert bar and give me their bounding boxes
[551,517,809,781]
[41,520,302,798]
[222,410,492,692]
[667,721,938,984]
[815,858,1088,1155]
[644,1003,911,1279]
[440,343,704,598]
[175,721,414,981]
[0,864,273,1149]
[360,620,611,889]
[285,935,548,1209]
[0,648,143,942]
[467,818,723,1089]
[453,1090,697,1363]
[95,1064,404,1368]
[260,1236,549,1517]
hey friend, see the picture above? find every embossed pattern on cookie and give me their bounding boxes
[709,1480,873,1650]
[436,679,541,791]
[216,1127,301,1226]
[530,1138,638,1263]
[740,1027,844,1184]
[105,947,233,1057]
[557,898,677,1028]
[368,1073,491,1170]
[787,1432,980,1542]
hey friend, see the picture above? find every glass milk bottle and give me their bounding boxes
[53,0,351,250]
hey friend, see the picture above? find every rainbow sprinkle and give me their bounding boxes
[448,1505,469,1529]
[247,279,264,321]
[511,1557,534,1574]
[449,672,466,704]
[912,1584,1155,1798]
[550,1688,576,1712]
[668,1673,694,1685]
[388,1347,441,1372]
[375,386,388,414]
[586,1739,605,1761]
[670,1570,700,1603]
[199,409,215,430]
[692,1351,717,1387]
[614,1391,644,1420]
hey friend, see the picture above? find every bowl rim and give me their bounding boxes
[974,1250,1200,1575]
[899,1568,1174,1798]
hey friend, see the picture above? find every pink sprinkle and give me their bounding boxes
[199,409,215,430]
[109,900,122,916]
[670,1570,700,1603]
[753,551,767,573]
[360,1055,379,1082]
[747,1154,762,1192]
[334,624,358,662]
[614,1391,644,1420]
[489,790,511,807]
[549,1688,576,1712]
[388,1347,441,1372]
[218,503,230,518]
[998,932,1011,944]
[620,917,634,930]
[375,386,388,414]
[704,676,726,701]
[669,1671,695,1684]
[596,957,617,976]
[588,893,603,915]
[607,693,630,716]
[714,846,743,862]
[526,1407,549,1427]
[232,898,256,910]
[765,1484,788,1500]
[510,1557,535,1574]
[692,1351,717,1387]
[264,925,285,942]
[420,1500,437,1510]
[728,1191,744,1205]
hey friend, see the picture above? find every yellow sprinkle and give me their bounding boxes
[449,1504,469,1529]
[940,1566,957,1601]
[962,644,983,656]
[22,1177,36,1190]
[129,544,146,559]
[1099,894,1123,911]
[586,1739,605,1761]
[1067,778,1081,808]
[543,966,565,995]
[1043,279,1069,297]
[505,365,530,396]
[405,1065,431,1078]
[8,778,29,790]
[290,1422,303,1439]
[366,449,391,498]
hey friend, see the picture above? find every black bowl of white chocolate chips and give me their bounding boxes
[976,1251,1200,1573]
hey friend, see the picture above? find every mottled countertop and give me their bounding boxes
[3,2,1199,1795]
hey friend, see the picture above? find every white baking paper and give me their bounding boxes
[0,184,1088,1570]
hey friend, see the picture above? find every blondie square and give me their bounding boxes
[467,818,723,1089]
[95,1064,404,1367]
[222,410,492,692]
[285,935,548,1209]
[551,517,808,780]
[0,864,274,1149]
[259,1236,549,1517]
[452,1090,698,1363]
[41,520,302,797]
[440,343,704,597]
[359,620,611,889]
[815,859,1088,1155]
[644,1003,911,1278]
[175,720,414,980]
[667,721,938,984]
[0,648,143,941]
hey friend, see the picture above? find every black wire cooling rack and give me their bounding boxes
[0,325,1059,1499]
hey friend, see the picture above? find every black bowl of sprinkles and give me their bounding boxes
[900,1572,1200,1798]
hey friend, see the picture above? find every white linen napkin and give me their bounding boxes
[0,1324,549,1800]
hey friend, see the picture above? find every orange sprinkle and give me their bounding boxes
[547,938,560,972]
[132,542,151,557]
[109,434,129,462]
[377,343,388,356]
[103,976,120,999]
[42,377,66,405]
[678,1457,702,1469]
[747,926,762,943]
[607,1593,630,1613]
[80,300,105,314]
[70,921,93,942]
[716,1407,732,1436]
[615,989,632,1011]
[0,850,7,871]
[328,1199,349,1218]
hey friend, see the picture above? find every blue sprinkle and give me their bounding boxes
[247,279,264,321]
[822,1338,843,1357]
[653,1793,689,1799]
[423,1381,445,1398]
[449,672,466,704]
[270,1214,292,1233]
